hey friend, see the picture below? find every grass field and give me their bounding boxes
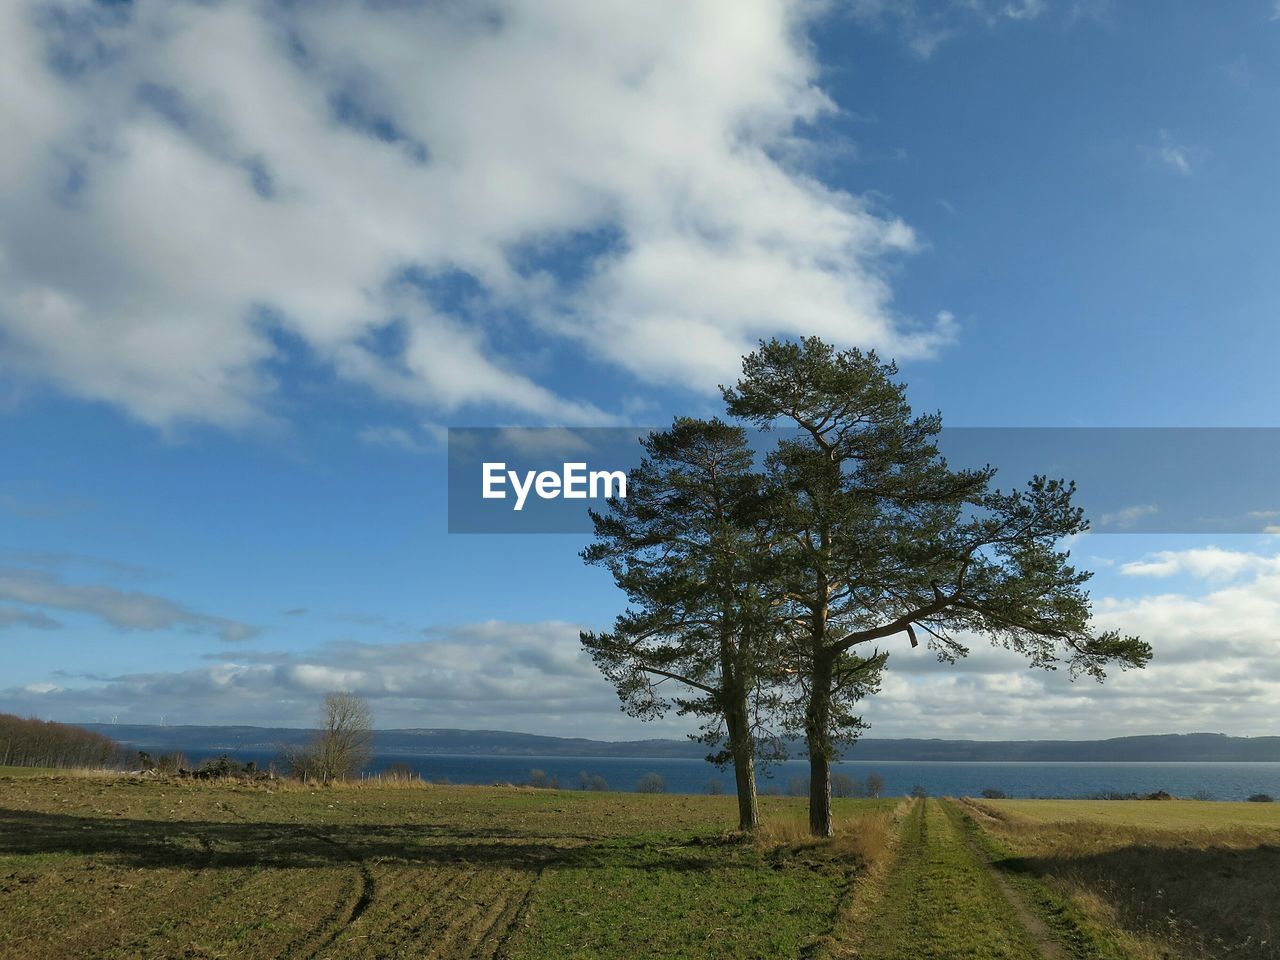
[963,797,1280,960]
[0,772,891,959]
[977,797,1280,832]
[2,772,1277,959]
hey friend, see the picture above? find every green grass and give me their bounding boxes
[0,764,109,778]
[946,800,1141,960]
[965,796,1280,960]
[0,773,891,959]
[5,772,1275,959]
[848,798,1042,960]
[509,834,848,959]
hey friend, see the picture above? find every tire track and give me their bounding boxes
[217,799,376,959]
[940,799,1067,960]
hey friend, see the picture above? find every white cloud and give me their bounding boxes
[0,0,950,430]
[0,565,257,642]
[1156,129,1194,175]
[1096,503,1157,529]
[849,545,1280,738]
[0,620,636,734]
[1120,546,1280,581]
[8,546,1280,740]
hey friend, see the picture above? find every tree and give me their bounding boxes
[724,338,1151,836]
[582,418,784,831]
[866,773,884,798]
[0,713,126,770]
[635,772,667,793]
[528,769,560,789]
[288,692,373,784]
[831,772,862,798]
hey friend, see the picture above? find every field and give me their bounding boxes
[1,772,1277,959]
[962,797,1280,960]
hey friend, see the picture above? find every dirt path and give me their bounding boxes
[843,798,1068,960]
[939,799,1067,960]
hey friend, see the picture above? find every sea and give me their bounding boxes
[147,748,1280,801]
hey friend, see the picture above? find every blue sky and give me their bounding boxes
[1,0,1278,739]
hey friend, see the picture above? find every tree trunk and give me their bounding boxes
[808,745,832,837]
[726,704,760,831]
[806,651,835,837]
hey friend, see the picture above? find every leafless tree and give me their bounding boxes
[287,692,373,784]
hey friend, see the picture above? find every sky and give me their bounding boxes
[1,0,1279,741]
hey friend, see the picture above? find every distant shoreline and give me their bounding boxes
[74,723,1280,763]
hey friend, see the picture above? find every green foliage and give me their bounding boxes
[586,335,1150,837]
[582,417,784,827]
[721,336,1150,834]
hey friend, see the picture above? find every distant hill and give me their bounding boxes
[75,724,1280,762]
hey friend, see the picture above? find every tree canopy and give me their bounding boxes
[584,337,1152,836]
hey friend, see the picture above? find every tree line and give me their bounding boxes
[582,337,1152,836]
[0,713,126,769]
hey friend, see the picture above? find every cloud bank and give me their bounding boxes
[7,547,1280,739]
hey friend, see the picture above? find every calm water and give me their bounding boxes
[163,748,1280,801]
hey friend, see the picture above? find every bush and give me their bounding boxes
[980,788,1008,799]
[384,762,417,781]
[575,771,609,791]
[155,753,188,775]
[787,775,809,797]
[865,773,884,799]
[704,777,724,795]
[1247,793,1275,803]
[635,772,667,793]
[528,769,560,789]
[193,755,243,779]
[831,772,863,798]
[909,784,927,799]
